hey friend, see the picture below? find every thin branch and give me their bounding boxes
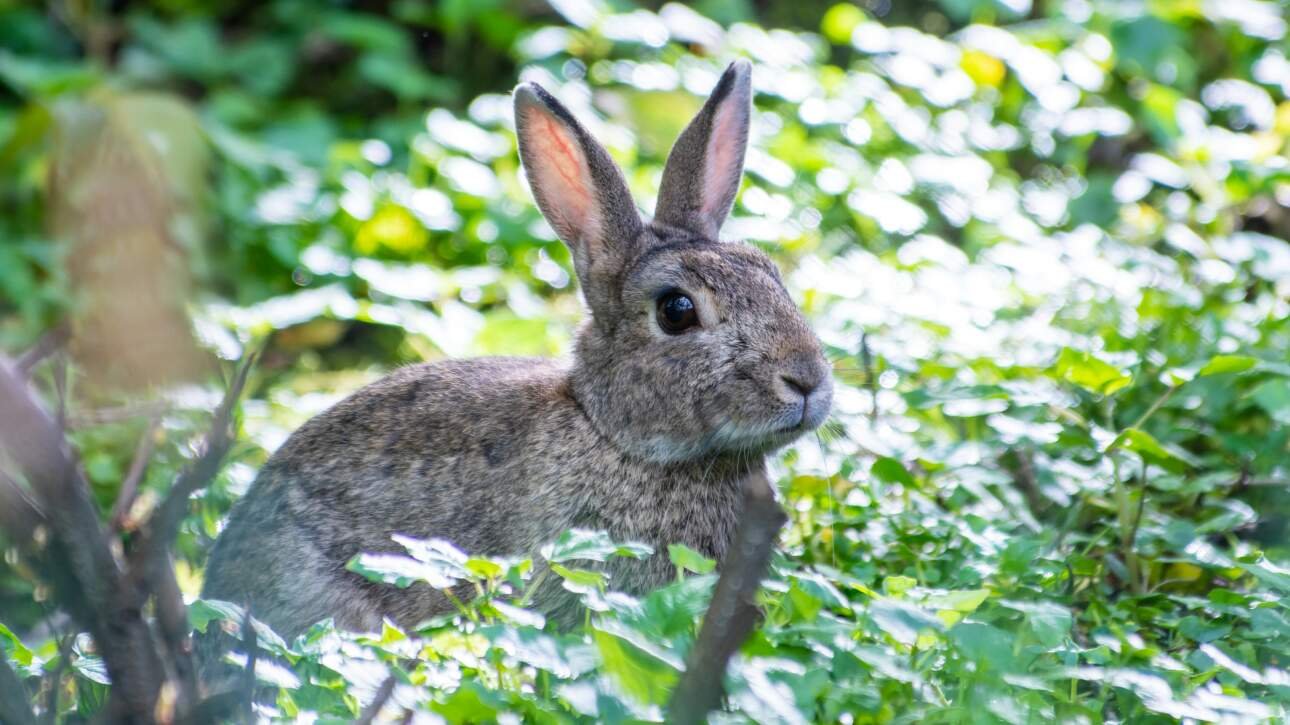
[0,655,36,725]
[667,467,787,725]
[860,332,877,422]
[154,555,199,719]
[356,676,397,725]
[52,354,68,433]
[111,414,161,530]
[66,401,172,429]
[1127,384,1178,433]
[15,324,70,378]
[1004,447,1049,522]
[241,608,258,724]
[1128,459,1149,594]
[126,353,256,599]
[41,634,73,725]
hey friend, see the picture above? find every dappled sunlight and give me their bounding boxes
[0,0,1288,721]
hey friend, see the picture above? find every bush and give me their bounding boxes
[1,0,1287,721]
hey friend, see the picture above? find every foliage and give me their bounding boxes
[2,0,1289,721]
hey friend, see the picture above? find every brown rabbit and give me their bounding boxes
[201,60,832,640]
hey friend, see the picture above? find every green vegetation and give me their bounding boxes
[2,0,1289,721]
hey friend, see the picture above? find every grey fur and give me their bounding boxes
[202,62,832,644]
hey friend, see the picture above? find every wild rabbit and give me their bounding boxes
[201,60,832,639]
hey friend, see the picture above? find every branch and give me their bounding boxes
[0,469,45,544]
[126,353,255,597]
[0,356,165,719]
[154,555,199,718]
[15,324,70,378]
[666,466,787,724]
[241,608,257,724]
[356,675,397,725]
[111,414,161,531]
[0,656,36,725]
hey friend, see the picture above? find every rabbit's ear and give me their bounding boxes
[514,82,643,301]
[654,60,752,239]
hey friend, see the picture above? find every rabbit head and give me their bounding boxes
[514,60,832,464]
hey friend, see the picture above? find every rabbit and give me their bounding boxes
[200,59,833,643]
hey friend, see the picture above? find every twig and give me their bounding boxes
[51,354,68,433]
[1128,459,1148,593]
[1128,384,1178,432]
[0,655,36,725]
[111,414,161,530]
[15,324,70,378]
[125,353,256,600]
[241,608,258,724]
[860,332,877,422]
[41,633,74,725]
[356,675,397,725]
[66,401,172,429]
[1004,447,1049,522]
[154,555,199,718]
[666,467,787,724]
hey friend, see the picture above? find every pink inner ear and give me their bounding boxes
[523,107,597,242]
[700,98,742,220]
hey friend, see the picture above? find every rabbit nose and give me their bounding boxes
[780,373,817,398]
[778,354,827,400]
[777,354,833,429]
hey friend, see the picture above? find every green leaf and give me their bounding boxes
[432,681,505,721]
[541,529,653,564]
[1000,600,1072,647]
[1108,428,1199,471]
[0,50,99,96]
[867,599,944,646]
[549,563,606,594]
[1241,556,1290,594]
[668,543,716,575]
[347,551,459,589]
[481,624,595,677]
[871,457,914,487]
[465,556,505,580]
[592,619,682,706]
[1251,379,1290,425]
[1197,355,1259,377]
[188,598,245,634]
[71,654,111,685]
[1053,348,1132,396]
[0,622,33,667]
[951,622,1018,672]
[882,575,918,597]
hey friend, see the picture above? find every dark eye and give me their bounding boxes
[657,292,699,334]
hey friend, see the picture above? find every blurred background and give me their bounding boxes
[1,0,1289,720]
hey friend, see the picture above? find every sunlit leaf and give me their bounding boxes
[1053,348,1132,396]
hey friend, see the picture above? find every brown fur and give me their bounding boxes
[202,60,832,642]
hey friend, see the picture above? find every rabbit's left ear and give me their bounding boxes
[654,60,752,239]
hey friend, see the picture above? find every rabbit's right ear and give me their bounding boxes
[514,83,643,311]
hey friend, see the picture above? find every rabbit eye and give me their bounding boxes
[657,292,699,334]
